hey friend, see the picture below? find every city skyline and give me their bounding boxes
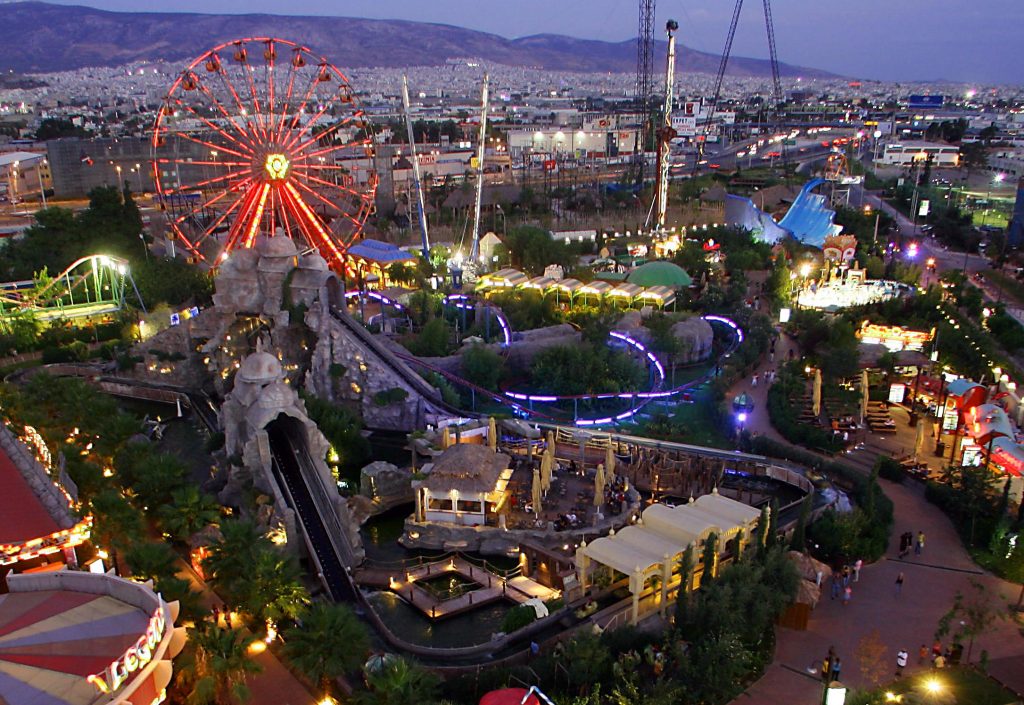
[38,0,1024,85]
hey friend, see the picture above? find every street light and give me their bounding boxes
[982,173,1006,227]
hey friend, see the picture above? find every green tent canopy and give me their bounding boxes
[626,261,693,289]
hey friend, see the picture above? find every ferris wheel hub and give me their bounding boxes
[264,153,291,181]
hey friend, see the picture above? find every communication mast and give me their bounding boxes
[401,75,431,258]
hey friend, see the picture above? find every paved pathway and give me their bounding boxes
[721,314,1024,702]
[733,477,1023,704]
[175,559,318,705]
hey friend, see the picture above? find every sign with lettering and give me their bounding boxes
[87,607,166,694]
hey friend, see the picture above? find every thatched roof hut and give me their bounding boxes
[422,443,511,494]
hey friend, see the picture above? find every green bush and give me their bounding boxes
[874,456,906,484]
[500,604,535,633]
[372,387,409,407]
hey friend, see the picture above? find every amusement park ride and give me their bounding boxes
[0,255,145,329]
[152,37,378,269]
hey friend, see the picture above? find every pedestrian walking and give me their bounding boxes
[530,640,540,659]
[896,649,909,677]
[916,531,925,555]
[841,565,851,586]
[894,572,904,597]
[918,644,928,665]
[752,374,759,387]
[211,605,220,626]
[853,558,863,582]
[932,640,942,659]
[830,657,842,683]
[830,572,841,599]
[842,585,852,606]
[820,656,831,682]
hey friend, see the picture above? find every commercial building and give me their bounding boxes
[1,424,92,590]
[45,137,157,198]
[876,141,959,167]
[0,151,52,203]
[0,571,184,705]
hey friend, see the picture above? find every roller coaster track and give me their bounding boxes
[0,254,145,327]
[336,289,745,427]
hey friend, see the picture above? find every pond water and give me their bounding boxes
[417,573,481,602]
[365,590,514,649]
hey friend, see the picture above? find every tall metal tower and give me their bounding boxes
[631,0,656,186]
[635,0,656,110]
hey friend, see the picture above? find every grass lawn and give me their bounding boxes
[981,269,1024,308]
[849,667,1018,705]
[972,209,1009,228]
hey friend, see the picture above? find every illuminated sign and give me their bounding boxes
[888,384,906,404]
[87,607,166,695]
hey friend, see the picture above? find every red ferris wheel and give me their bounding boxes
[152,37,377,268]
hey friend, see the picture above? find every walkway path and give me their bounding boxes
[733,478,1023,704]
[175,558,317,705]
[721,311,1024,702]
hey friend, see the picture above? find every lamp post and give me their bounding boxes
[872,130,883,163]
[134,162,143,192]
[495,203,506,236]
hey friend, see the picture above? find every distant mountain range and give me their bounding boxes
[0,2,839,79]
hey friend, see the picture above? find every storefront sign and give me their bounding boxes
[87,607,166,694]
[942,409,959,432]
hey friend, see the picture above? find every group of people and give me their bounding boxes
[820,645,842,682]
[826,559,862,606]
[898,530,925,559]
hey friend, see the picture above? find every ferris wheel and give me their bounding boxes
[152,37,377,267]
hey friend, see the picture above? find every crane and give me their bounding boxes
[401,75,431,259]
[692,0,787,176]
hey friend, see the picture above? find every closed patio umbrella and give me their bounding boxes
[594,462,606,507]
[605,441,616,480]
[540,446,553,492]
[860,370,870,424]
[532,466,543,516]
[812,369,822,418]
[488,417,498,451]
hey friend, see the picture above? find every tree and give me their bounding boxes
[203,519,271,609]
[561,632,612,692]
[125,541,179,584]
[358,656,440,705]
[855,629,889,687]
[935,579,1005,663]
[700,532,718,589]
[176,624,262,705]
[959,142,989,181]
[158,486,221,543]
[241,549,310,626]
[285,602,370,692]
[674,544,696,624]
[790,493,812,552]
[460,344,504,390]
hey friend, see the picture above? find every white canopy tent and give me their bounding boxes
[577,492,763,624]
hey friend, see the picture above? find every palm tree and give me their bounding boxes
[124,541,178,583]
[203,519,269,608]
[241,549,310,625]
[158,486,221,543]
[284,602,370,692]
[90,488,144,571]
[358,657,440,705]
[176,623,262,705]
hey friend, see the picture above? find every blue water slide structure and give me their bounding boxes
[724,178,842,247]
[777,178,843,247]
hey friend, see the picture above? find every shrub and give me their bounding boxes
[500,604,535,633]
[372,387,409,407]
[875,456,905,484]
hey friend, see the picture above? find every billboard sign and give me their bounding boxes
[671,116,697,136]
[909,95,944,109]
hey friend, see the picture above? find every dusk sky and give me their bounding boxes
[48,0,1024,85]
